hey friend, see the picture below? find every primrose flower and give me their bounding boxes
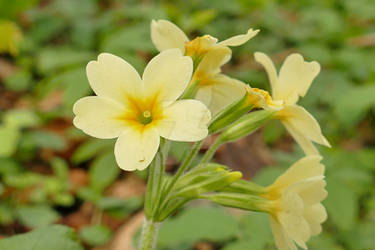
[249,52,330,155]
[192,46,247,115]
[151,19,258,115]
[264,156,328,250]
[73,49,211,171]
[151,19,259,60]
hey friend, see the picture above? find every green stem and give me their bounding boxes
[145,139,170,219]
[155,140,204,219]
[140,217,161,250]
[144,156,159,218]
[199,138,223,164]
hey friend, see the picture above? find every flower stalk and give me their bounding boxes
[140,218,161,250]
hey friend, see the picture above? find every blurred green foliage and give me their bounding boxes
[0,0,374,249]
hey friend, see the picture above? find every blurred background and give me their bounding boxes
[0,0,374,249]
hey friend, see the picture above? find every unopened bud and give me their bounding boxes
[219,110,276,143]
[208,93,254,134]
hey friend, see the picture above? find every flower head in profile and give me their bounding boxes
[264,156,328,250]
[151,19,258,116]
[151,19,258,61]
[247,53,330,155]
[73,49,211,171]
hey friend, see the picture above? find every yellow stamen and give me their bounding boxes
[138,110,153,125]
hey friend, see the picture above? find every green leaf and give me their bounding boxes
[89,152,120,191]
[0,20,22,55]
[222,240,265,250]
[240,212,273,247]
[0,126,20,157]
[17,205,60,228]
[4,71,33,91]
[37,47,94,73]
[79,225,112,246]
[23,130,67,151]
[97,196,143,218]
[0,158,22,176]
[308,233,342,250]
[101,23,155,53]
[62,68,91,108]
[158,206,239,248]
[0,201,15,225]
[334,85,375,128]
[37,67,91,109]
[252,166,285,187]
[77,187,102,203]
[72,139,115,164]
[324,177,358,231]
[4,172,42,189]
[3,109,41,129]
[51,157,69,179]
[0,225,84,250]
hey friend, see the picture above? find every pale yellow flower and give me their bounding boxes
[73,49,211,171]
[250,52,330,155]
[245,85,284,111]
[193,47,247,115]
[150,19,258,58]
[151,19,258,115]
[264,156,328,250]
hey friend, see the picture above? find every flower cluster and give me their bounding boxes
[72,19,331,250]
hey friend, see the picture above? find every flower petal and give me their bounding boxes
[279,105,331,151]
[86,53,142,105]
[245,86,284,111]
[157,99,211,141]
[304,203,327,235]
[218,28,259,46]
[151,19,189,54]
[114,127,160,171]
[195,47,231,74]
[271,155,325,190]
[283,121,320,155]
[278,192,310,249]
[288,178,328,206]
[73,96,127,139]
[254,52,279,97]
[270,216,297,250]
[195,74,246,116]
[142,49,193,104]
[277,54,320,104]
[279,212,310,250]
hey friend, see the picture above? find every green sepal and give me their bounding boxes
[200,192,272,213]
[180,80,199,100]
[209,94,254,134]
[174,163,228,189]
[174,169,243,198]
[222,179,267,195]
[219,110,276,143]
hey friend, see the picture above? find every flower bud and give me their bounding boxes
[218,110,276,142]
[201,192,272,213]
[208,93,254,134]
[223,179,267,195]
[175,169,243,198]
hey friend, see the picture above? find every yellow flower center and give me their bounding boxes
[117,94,163,130]
[192,70,214,86]
[252,88,274,105]
[138,110,153,125]
[245,87,284,110]
[185,35,216,56]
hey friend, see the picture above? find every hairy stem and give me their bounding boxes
[199,138,223,164]
[139,218,161,250]
[156,140,204,218]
